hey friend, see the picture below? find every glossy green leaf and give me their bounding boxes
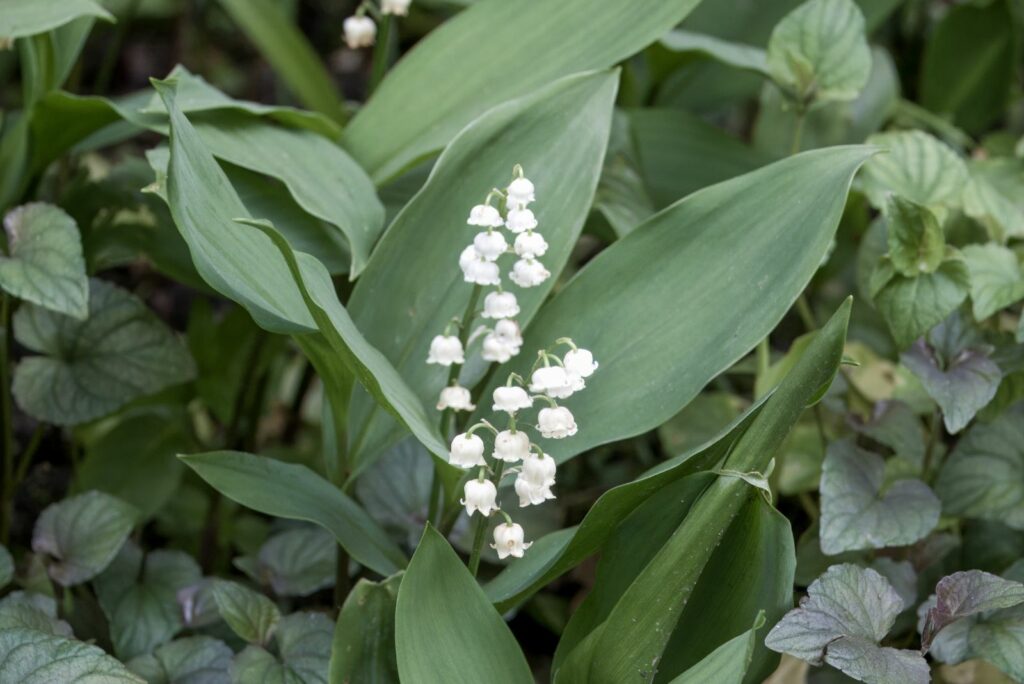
[484,147,872,465]
[767,0,872,104]
[920,0,1015,134]
[885,197,944,277]
[819,440,939,554]
[180,451,406,577]
[216,0,346,124]
[126,636,232,684]
[936,406,1024,530]
[0,628,143,683]
[668,612,766,684]
[902,338,1000,434]
[94,543,202,660]
[31,490,137,586]
[0,0,113,39]
[211,580,280,646]
[397,526,531,684]
[343,0,707,182]
[346,70,618,469]
[232,612,333,684]
[330,574,401,684]
[0,203,87,318]
[12,278,196,425]
[870,255,970,349]
[962,243,1024,320]
[765,564,928,682]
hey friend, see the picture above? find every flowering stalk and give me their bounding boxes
[425,165,599,569]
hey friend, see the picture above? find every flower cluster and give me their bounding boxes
[426,166,597,561]
[343,0,411,49]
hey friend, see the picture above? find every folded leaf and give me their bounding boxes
[884,196,944,277]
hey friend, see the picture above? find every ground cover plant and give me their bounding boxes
[0,0,1022,682]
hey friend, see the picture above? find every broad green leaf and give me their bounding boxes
[593,122,656,238]
[211,580,279,646]
[0,592,72,636]
[962,243,1024,320]
[396,526,531,684]
[0,203,87,318]
[902,338,1000,434]
[0,628,143,683]
[0,546,11,590]
[629,108,769,209]
[668,612,766,684]
[31,490,137,586]
[858,130,968,219]
[330,574,401,684]
[231,612,333,684]
[819,440,939,554]
[870,255,970,349]
[765,564,928,683]
[12,278,196,425]
[343,0,707,182]
[180,451,406,577]
[216,0,346,124]
[659,30,769,76]
[766,0,871,104]
[94,543,201,660]
[126,636,232,684]
[884,197,944,277]
[962,158,1024,240]
[254,527,336,597]
[0,0,113,39]
[936,406,1024,530]
[920,0,1015,134]
[346,71,618,469]
[482,147,872,464]
[922,570,1024,652]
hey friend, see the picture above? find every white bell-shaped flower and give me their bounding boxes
[343,15,376,48]
[437,385,475,412]
[426,335,464,366]
[538,406,578,439]
[462,479,498,516]
[492,386,532,414]
[481,334,518,363]
[461,256,501,286]
[493,319,523,348]
[493,430,530,462]
[459,244,480,269]
[473,231,508,261]
[564,348,598,378]
[491,522,533,559]
[448,432,485,468]
[509,258,550,288]
[514,231,548,259]
[506,177,535,208]
[529,366,574,399]
[468,204,504,228]
[381,0,411,15]
[506,207,538,234]
[482,291,520,319]
[515,453,557,506]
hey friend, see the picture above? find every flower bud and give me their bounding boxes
[514,231,548,259]
[437,385,475,412]
[467,204,504,228]
[343,15,376,48]
[492,386,532,414]
[462,479,498,516]
[482,291,520,319]
[426,335,464,366]
[509,258,550,288]
[448,433,485,468]
[493,430,530,462]
[491,522,532,559]
[538,406,578,439]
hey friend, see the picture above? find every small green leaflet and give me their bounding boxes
[210,580,280,646]
[0,203,88,318]
[884,196,944,277]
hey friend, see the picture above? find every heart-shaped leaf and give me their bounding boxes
[232,612,333,684]
[767,0,872,104]
[31,490,137,586]
[819,440,940,554]
[0,628,143,683]
[962,243,1024,321]
[330,574,401,684]
[902,337,1000,434]
[253,526,336,597]
[126,636,232,684]
[0,203,87,318]
[765,564,929,683]
[859,130,968,218]
[211,580,280,646]
[12,278,196,425]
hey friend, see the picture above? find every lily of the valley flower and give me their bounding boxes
[506,207,538,233]
[506,176,535,209]
[437,385,475,412]
[493,430,530,462]
[514,231,548,259]
[482,333,518,363]
[461,255,501,286]
[449,433,486,468]
[538,406,577,439]
[462,478,498,516]
[529,366,574,399]
[492,386,533,414]
[481,291,519,319]
[427,335,464,366]
[473,231,508,261]
[343,15,376,48]
[468,204,504,228]
[509,258,550,288]
[564,348,599,378]
[381,0,411,15]
[491,522,532,559]
[515,452,557,506]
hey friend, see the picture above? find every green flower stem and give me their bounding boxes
[468,460,506,577]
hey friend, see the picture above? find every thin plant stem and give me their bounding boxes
[923,410,942,481]
[790,106,807,156]
[756,337,770,381]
